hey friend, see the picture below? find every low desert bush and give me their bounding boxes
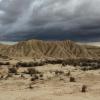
[20,74,25,78]
[40,73,43,78]
[0,75,4,79]
[62,62,66,67]
[81,85,87,93]
[16,62,34,67]
[46,59,63,64]
[65,71,71,76]
[69,77,76,82]
[16,61,45,67]
[0,62,10,65]
[81,67,87,71]
[55,70,64,76]
[28,84,33,89]
[8,67,17,74]
[31,75,39,81]
[27,68,40,76]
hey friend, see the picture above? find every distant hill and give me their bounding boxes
[83,45,100,58]
[0,41,17,45]
[0,39,97,59]
[77,42,100,58]
[77,42,100,47]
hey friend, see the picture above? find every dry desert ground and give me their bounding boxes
[0,58,100,100]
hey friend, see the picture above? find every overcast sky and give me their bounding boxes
[0,0,100,41]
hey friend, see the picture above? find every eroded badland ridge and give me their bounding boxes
[0,39,99,59]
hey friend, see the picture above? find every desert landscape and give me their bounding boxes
[0,40,100,100]
[0,0,100,99]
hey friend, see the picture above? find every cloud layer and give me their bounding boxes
[0,0,100,41]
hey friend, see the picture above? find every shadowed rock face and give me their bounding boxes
[0,39,97,58]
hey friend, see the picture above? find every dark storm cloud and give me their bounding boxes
[0,0,100,41]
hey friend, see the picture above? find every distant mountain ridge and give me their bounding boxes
[77,42,100,46]
[0,39,98,58]
[0,41,17,45]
